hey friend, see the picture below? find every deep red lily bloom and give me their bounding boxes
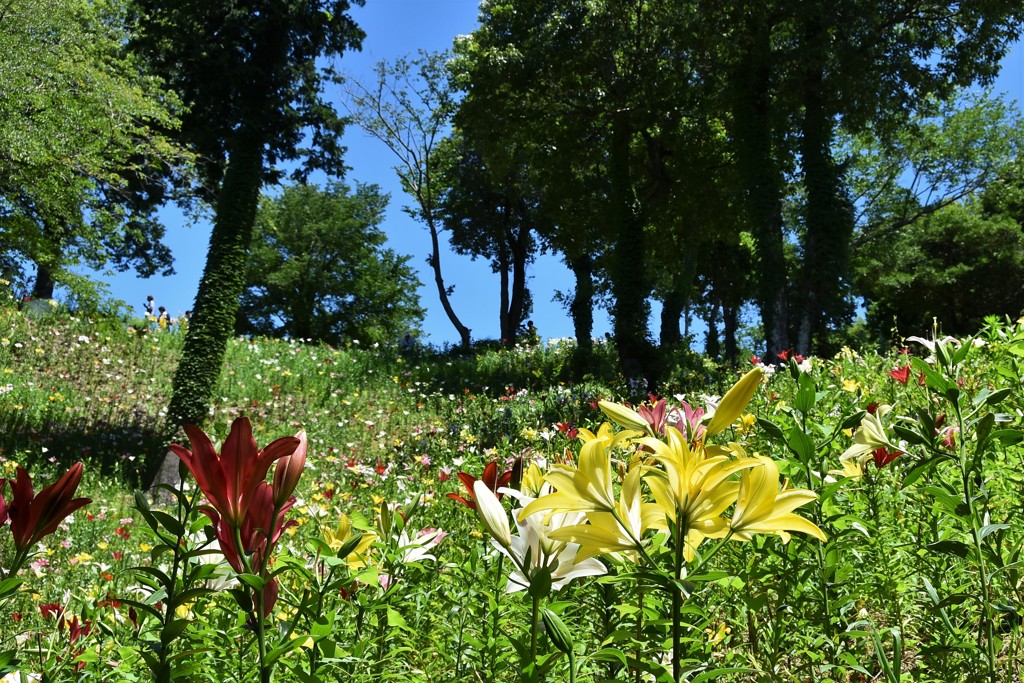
[447,461,513,510]
[887,366,910,385]
[0,479,7,528]
[204,482,296,616]
[170,417,301,528]
[5,463,91,552]
[871,447,903,468]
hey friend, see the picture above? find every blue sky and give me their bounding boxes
[89,2,1024,347]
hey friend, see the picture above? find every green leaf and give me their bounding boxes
[840,410,866,431]
[151,510,186,538]
[0,577,24,600]
[756,417,786,441]
[936,592,974,609]
[794,373,817,414]
[978,524,1009,541]
[265,637,306,666]
[236,573,266,591]
[387,608,407,628]
[926,540,971,558]
[161,618,191,645]
[892,424,927,446]
[786,427,815,464]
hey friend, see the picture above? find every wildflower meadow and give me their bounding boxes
[2,302,1024,682]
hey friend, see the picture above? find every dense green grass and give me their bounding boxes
[2,300,1024,682]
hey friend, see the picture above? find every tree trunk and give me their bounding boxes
[705,303,721,359]
[426,216,471,348]
[507,224,531,342]
[167,127,265,429]
[498,247,511,344]
[609,109,652,389]
[660,289,684,349]
[723,304,739,364]
[568,253,594,357]
[797,6,854,356]
[31,262,55,300]
[731,16,789,358]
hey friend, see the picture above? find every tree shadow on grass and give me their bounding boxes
[0,415,178,489]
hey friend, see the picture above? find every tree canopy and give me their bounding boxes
[0,0,189,304]
[236,183,424,345]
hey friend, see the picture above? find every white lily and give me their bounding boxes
[840,405,900,465]
[496,487,606,594]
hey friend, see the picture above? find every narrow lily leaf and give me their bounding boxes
[757,417,786,440]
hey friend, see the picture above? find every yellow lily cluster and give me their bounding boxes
[519,368,826,564]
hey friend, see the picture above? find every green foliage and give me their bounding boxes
[855,193,1024,339]
[236,182,424,345]
[0,0,189,299]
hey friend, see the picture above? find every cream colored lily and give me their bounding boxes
[473,479,513,549]
[839,405,900,465]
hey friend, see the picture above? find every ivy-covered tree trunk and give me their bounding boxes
[609,109,653,388]
[796,8,853,355]
[168,128,264,428]
[731,18,789,358]
[567,252,595,362]
[507,223,531,341]
[497,243,512,344]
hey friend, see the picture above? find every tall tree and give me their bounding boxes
[341,53,472,348]
[436,135,540,345]
[453,0,695,385]
[129,0,365,428]
[236,183,423,345]
[0,0,187,305]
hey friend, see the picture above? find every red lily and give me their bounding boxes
[887,365,910,385]
[169,417,301,528]
[272,431,307,507]
[871,447,903,468]
[637,399,669,435]
[204,482,296,616]
[0,479,7,528]
[4,463,91,552]
[447,461,514,510]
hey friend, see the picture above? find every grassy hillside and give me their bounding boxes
[2,301,1024,682]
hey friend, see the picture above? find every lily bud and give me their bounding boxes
[473,479,512,549]
[272,431,307,507]
[706,367,764,438]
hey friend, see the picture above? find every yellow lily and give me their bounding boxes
[705,367,764,438]
[598,400,651,433]
[323,514,377,569]
[640,428,759,560]
[577,421,642,451]
[729,456,826,543]
[547,466,661,561]
[519,438,619,521]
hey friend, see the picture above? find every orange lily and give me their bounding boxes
[170,417,301,527]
